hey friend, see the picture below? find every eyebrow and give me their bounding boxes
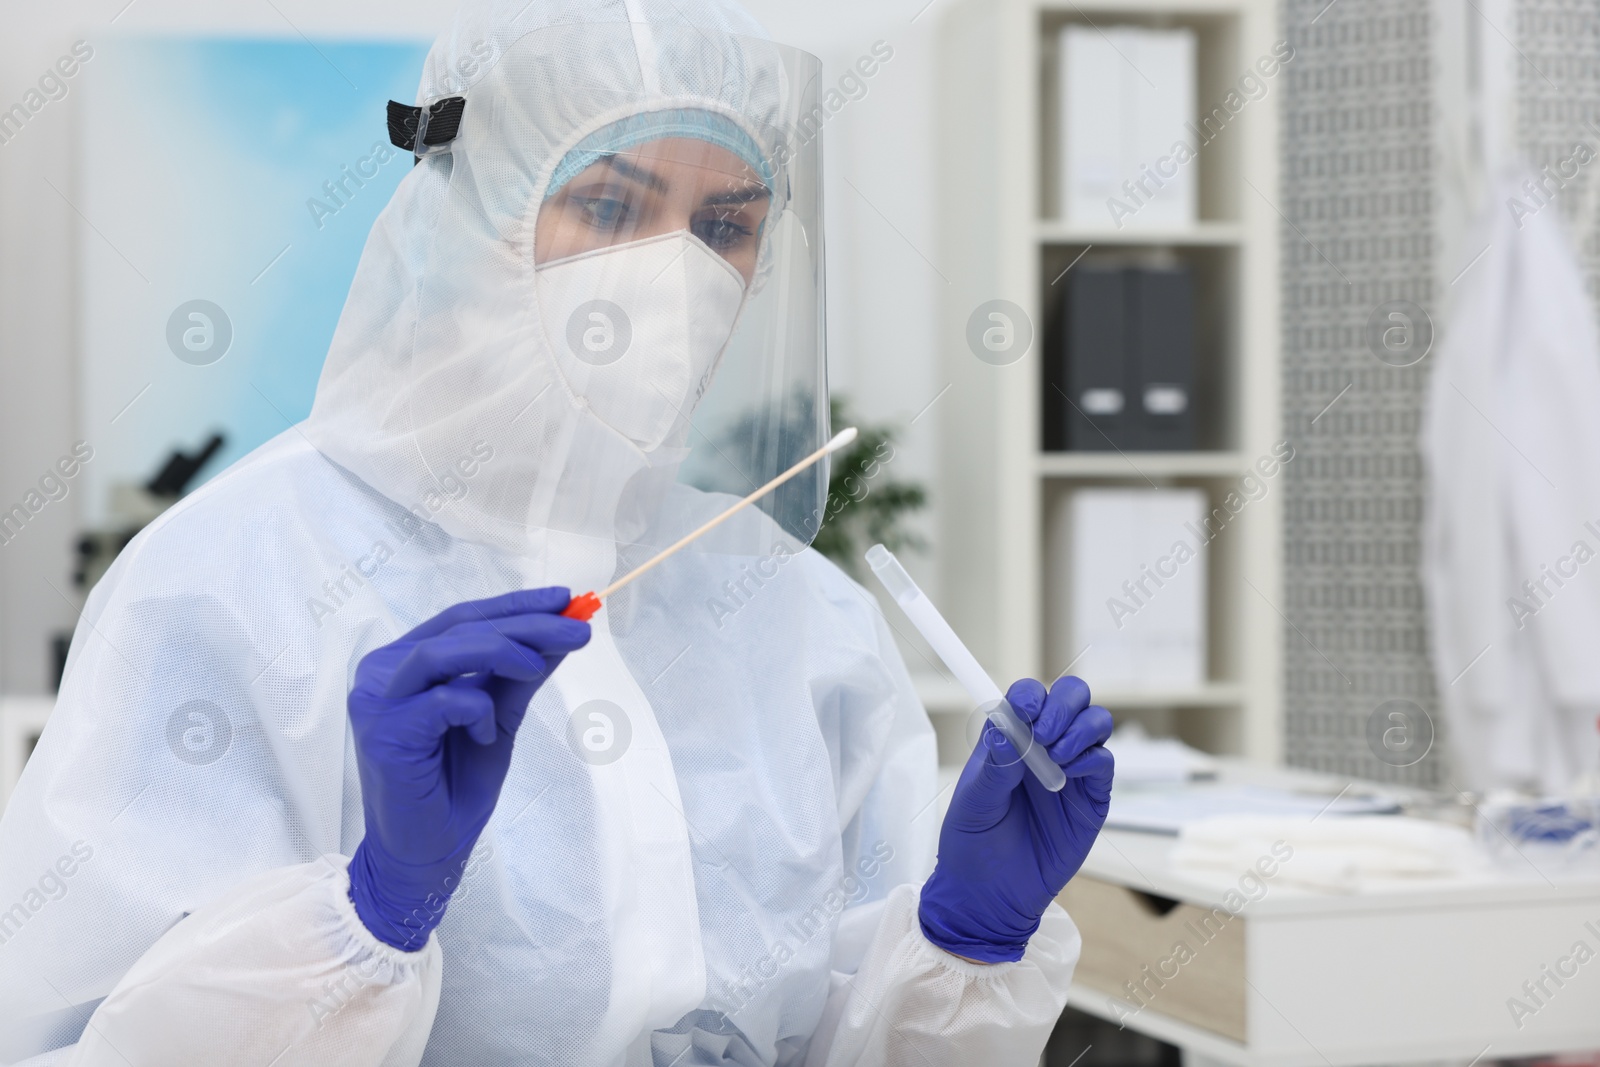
[596,154,770,208]
[703,185,771,208]
[596,154,669,194]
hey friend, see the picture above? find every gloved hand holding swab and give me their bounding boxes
[561,427,859,621]
[865,543,1068,792]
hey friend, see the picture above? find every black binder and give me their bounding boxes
[1128,267,1195,451]
[1062,266,1128,451]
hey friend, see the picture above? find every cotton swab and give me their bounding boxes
[560,427,859,621]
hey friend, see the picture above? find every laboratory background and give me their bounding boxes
[2,0,1600,1064]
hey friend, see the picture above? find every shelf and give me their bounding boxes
[1094,683,1245,708]
[913,672,975,715]
[1039,0,1249,14]
[1037,220,1245,246]
[914,672,1245,714]
[1036,451,1249,478]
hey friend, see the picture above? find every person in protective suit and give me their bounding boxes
[0,1,1113,1063]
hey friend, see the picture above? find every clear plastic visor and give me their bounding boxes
[511,27,828,554]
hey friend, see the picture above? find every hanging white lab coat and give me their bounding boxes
[1421,172,1600,792]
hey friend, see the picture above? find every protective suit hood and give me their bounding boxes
[304,0,822,559]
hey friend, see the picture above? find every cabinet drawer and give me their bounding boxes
[1058,876,1246,1041]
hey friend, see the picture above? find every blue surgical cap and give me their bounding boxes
[544,108,773,199]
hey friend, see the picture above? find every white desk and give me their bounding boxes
[1057,761,1600,1066]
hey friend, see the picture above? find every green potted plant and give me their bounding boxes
[812,399,928,580]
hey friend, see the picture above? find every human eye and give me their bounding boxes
[575,195,632,231]
[693,211,755,252]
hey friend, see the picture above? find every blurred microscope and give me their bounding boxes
[51,432,225,687]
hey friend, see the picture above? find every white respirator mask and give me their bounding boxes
[536,230,748,451]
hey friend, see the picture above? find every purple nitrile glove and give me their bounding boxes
[919,675,1115,963]
[346,588,590,951]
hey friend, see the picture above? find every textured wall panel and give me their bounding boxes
[1518,0,1600,301]
[1279,0,1444,785]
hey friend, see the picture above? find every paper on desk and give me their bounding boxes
[1171,814,1477,893]
[1103,723,1216,784]
[1104,782,1401,835]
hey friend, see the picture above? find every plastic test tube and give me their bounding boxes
[866,544,1066,792]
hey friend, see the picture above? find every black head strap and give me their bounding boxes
[387,96,467,157]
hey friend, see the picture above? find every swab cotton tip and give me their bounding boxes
[826,427,859,453]
[592,426,863,601]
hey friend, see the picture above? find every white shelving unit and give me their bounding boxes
[1035,221,1247,246]
[934,0,1282,762]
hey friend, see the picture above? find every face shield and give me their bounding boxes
[310,23,828,562]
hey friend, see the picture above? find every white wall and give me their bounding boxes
[0,0,946,693]
[751,0,947,600]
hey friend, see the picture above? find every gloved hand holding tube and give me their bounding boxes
[920,676,1114,963]
[866,545,1114,963]
[346,588,591,951]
